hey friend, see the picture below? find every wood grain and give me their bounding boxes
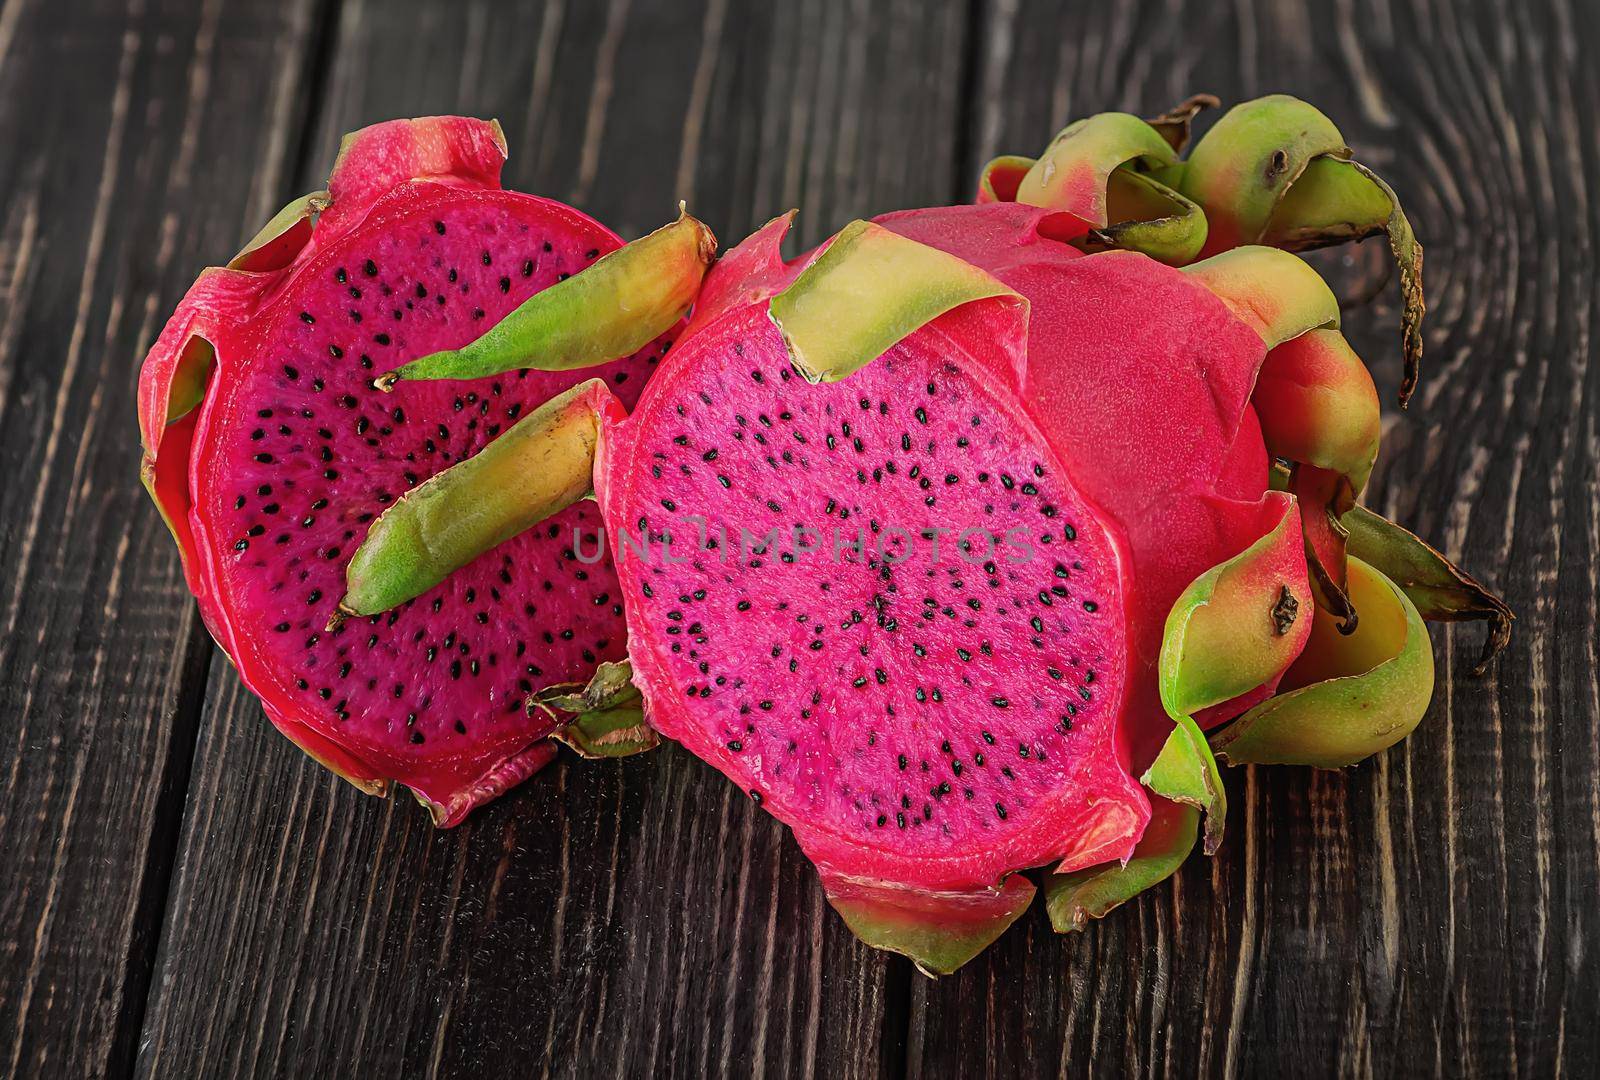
[0,0,1594,1076]
[0,1,322,1076]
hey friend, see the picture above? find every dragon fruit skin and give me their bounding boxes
[137,117,674,824]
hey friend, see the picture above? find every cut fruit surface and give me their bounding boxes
[600,296,1148,891]
[138,116,688,823]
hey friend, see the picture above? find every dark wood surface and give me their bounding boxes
[0,0,1594,1075]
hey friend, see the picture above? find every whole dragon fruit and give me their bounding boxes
[137,116,713,824]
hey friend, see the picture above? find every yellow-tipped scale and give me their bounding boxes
[1212,557,1435,767]
[769,219,1024,384]
[333,379,612,627]
[374,207,716,390]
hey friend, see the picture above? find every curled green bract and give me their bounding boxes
[1267,463,1512,671]
[1151,493,1316,852]
[1016,112,1178,219]
[1182,246,1340,348]
[1045,797,1199,932]
[821,870,1036,977]
[1009,110,1208,265]
[1141,715,1226,856]
[333,379,611,625]
[1157,495,1311,719]
[1180,94,1347,255]
[1085,169,1208,265]
[531,660,659,758]
[1180,95,1425,405]
[1212,557,1435,767]
[1343,500,1512,673]
[374,208,716,390]
[769,219,1024,383]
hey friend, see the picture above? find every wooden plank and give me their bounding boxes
[906,0,1600,1075]
[133,1,971,1075]
[0,0,324,1076]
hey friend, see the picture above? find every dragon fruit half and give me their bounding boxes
[137,116,713,824]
